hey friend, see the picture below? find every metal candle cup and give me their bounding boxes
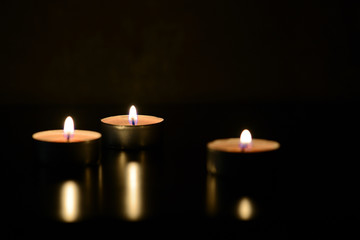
[32,129,102,167]
[207,138,280,177]
[100,115,164,149]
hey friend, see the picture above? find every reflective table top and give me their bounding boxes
[3,101,359,238]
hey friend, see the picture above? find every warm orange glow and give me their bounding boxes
[128,105,138,125]
[63,116,74,140]
[240,129,252,150]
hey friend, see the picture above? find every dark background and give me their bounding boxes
[2,0,360,105]
[2,0,360,239]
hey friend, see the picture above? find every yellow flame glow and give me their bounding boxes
[240,129,252,147]
[237,197,253,220]
[60,181,80,222]
[128,105,138,125]
[125,162,142,220]
[63,116,74,139]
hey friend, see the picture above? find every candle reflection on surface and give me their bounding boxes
[206,174,259,220]
[101,149,160,221]
[206,174,217,216]
[98,165,103,210]
[237,197,254,221]
[60,180,80,222]
[125,162,142,221]
[36,166,101,222]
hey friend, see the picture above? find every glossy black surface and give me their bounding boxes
[3,101,359,238]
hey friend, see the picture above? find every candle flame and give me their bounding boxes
[128,105,138,125]
[239,129,252,150]
[64,116,75,140]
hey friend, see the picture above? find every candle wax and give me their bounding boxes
[33,130,101,143]
[101,115,164,126]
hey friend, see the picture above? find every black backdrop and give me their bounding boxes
[2,0,360,105]
[3,1,360,239]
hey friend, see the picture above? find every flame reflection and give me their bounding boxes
[101,149,161,221]
[237,197,254,220]
[125,162,142,221]
[206,174,258,220]
[102,150,149,221]
[60,180,80,222]
[206,174,217,216]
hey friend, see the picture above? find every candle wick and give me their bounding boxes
[131,118,135,126]
[67,134,71,142]
[240,144,247,152]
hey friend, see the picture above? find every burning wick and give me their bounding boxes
[64,116,75,142]
[239,129,252,151]
[128,105,138,126]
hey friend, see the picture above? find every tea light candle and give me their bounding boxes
[32,116,102,167]
[207,129,280,176]
[100,105,164,149]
